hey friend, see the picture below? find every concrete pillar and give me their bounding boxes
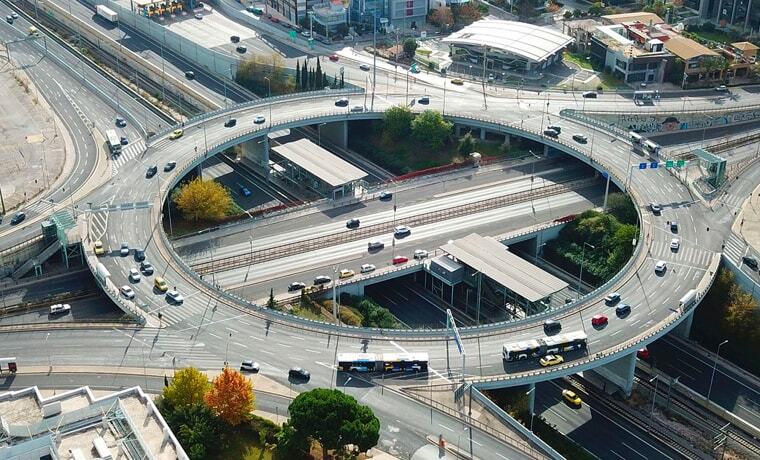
[320,121,348,149]
[673,309,694,339]
[240,136,269,172]
[196,164,203,179]
[590,351,637,397]
[480,128,487,140]
[502,134,511,148]
[456,125,463,137]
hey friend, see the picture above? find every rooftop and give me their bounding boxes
[271,139,367,188]
[731,41,759,52]
[0,386,187,460]
[601,12,664,25]
[441,233,568,302]
[442,19,574,63]
[664,36,719,60]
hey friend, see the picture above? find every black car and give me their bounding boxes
[742,256,758,270]
[230,35,240,43]
[335,97,349,107]
[288,281,306,292]
[379,191,393,201]
[164,161,177,172]
[236,45,247,53]
[134,249,146,262]
[543,129,559,138]
[146,165,158,178]
[582,91,598,98]
[184,71,195,80]
[615,303,631,317]
[10,211,26,225]
[115,116,127,127]
[572,134,588,143]
[543,319,561,335]
[289,367,310,380]
[224,118,237,128]
[140,261,154,275]
[346,218,360,229]
[120,136,129,145]
[314,275,332,285]
[547,125,561,133]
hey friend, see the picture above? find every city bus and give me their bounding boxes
[679,289,697,310]
[633,90,659,103]
[337,352,429,373]
[106,129,122,155]
[642,139,661,156]
[502,331,587,362]
[629,131,643,145]
[337,353,377,372]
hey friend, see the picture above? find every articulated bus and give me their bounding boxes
[633,90,660,103]
[642,139,661,156]
[337,352,429,373]
[679,289,697,310]
[502,331,587,362]
[106,129,122,155]
[629,131,644,145]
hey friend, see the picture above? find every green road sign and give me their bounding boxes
[289,30,296,41]
[665,160,674,169]
[676,160,686,167]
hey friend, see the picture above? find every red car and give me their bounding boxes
[392,256,409,265]
[637,347,650,360]
[329,54,339,62]
[591,314,608,327]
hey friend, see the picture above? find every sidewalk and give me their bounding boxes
[734,182,760,253]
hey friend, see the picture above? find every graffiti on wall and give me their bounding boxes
[590,109,760,133]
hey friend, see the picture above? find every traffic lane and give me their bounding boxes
[651,120,760,147]
[0,295,123,326]
[199,158,279,210]
[647,337,760,428]
[535,380,684,460]
[0,270,98,305]
[365,277,450,329]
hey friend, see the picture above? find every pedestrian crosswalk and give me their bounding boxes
[25,199,56,217]
[648,238,715,269]
[133,330,226,370]
[153,296,224,328]
[722,232,746,266]
[111,139,146,175]
[88,210,109,241]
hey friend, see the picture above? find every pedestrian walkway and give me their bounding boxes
[23,199,57,216]
[112,139,147,175]
[737,183,760,254]
[723,231,746,266]
[88,209,110,241]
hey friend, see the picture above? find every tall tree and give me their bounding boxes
[403,38,418,57]
[301,61,309,89]
[316,58,323,90]
[605,192,637,225]
[458,132,476,155]
[162,367,210,409]
[204,367,255,426]
[295,60,301,90]
[383,105,414,140]
[166,403,220,460]
[340,72,345,88]
[411,110,453,149]
[173,178,233,221]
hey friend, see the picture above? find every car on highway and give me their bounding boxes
[140,261,154,275]
[591,314,608,327]
[120,285,135,299]
[670,238,680,250]
[368,240,384,251]
[360,263,376,274]
[253,115,266,124]
[451,78,464,85]
[543,129,559,138]
[288,281,306,292]
[543,319,561,335]
[742,256,758,269]
[134,249,145,261]
[237,45,248,53]
[379,191,393,201]
[562,389,582,406]
[224,118,237,128]
[49,303,71,315]
[164,161,176,172]
[654,260,667,274]
[615,303,631,316]
[393,225,411,237]
[119,243,130,257]
[289,367,310,381]
[539,354,564,367]
[301,30,311,37]
[359,63,371,71]
[93,241,105,256]
[129,268,141,282]
[169,129,184,140]
[10,212,26,225]
[314,275,332,285]
[154,277,169,292]
[329,54,339,62]
[120,136,129,145]
[194,13,203,19]
[115,117,127,127]
[582,91,597,98]
[5,15,12,24]
[230,35,241,43]
[335,97,349,107]
[670,220,678,232]
[339,269,355,279]
[604,292,620,304]
[650,202,661,214]
[240,186,252,197]
[11,12,18,19]
[715,85,728,92]
[240,360,260,372]
[184,71,195,80]
[572,134,588,143]
[413,249,428,259]
[146,165,158,178]
[547,125,561,133]
[246,6,263,14]
[166,290,184,304]
[392,255,409,265]
[346,218,360,229]
[350,105,365,113]
[418,96,430,105]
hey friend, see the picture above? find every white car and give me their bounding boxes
[129,268,141,282]
[655,260,667,273]
[670,238,680,250]
[49,303,71,315]
[413,249,428,259]
[394,225,411,237]
[360,263,376,274]
[253,115,266,124]
[120,285,135,299]
[119,243,130,256]
[240,360,260,372]
[166,290,184,304]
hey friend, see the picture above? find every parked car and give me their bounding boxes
[392,255,409,265]
[169,129,184,140]
[119,243,130,256]
[129,268,141,282]
[166,290,184,304]
[360,263,376,273]
[562,389,582,406]
[335,97,349,107]
[49,303,71,315]
[393,225,411,237]
[10,212,26,225]
[289,367,310,380]
[339,269,355,279]
[604,292,621,304]
[543,319,561,335]
[572,134,588,143]
[591,314,608,327]
[314,275,332,285]
[120,285,135,299]
[539,354,564,367]
[288,281,307,292]
[654,260,667,274]
[140,261,154,275]
[164,161,177,172]
[616,303,631,316]
[224,118,237,128]
[253,115,266,124]
[240,360,260,372]
[413,249,428,259]
[346,218,360,229]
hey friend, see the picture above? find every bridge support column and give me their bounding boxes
[480,128,487,140]
[455,125,463,137]
[588,351,637,397]
[527,383,535,418]
[673,308,694,339]
[240,137,270,174]
[320,121,348,149]
[196,164,203,179]
[502,134,511,149]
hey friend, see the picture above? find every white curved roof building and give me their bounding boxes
[442,19,574,73]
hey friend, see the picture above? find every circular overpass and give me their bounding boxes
[86,89,725,386]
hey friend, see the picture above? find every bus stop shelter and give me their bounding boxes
[271,139,368,199]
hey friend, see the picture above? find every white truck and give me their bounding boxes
[96,4,118,22]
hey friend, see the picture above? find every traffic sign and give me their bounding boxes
[650,162,658,169]
[289,30,296,41]
[677,160,686,167]
[639,163,647,170]
[602,171,609,178]
[665,160,674,169]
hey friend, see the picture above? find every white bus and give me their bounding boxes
[643,139,661,156]
[336,352,429,373]
[502,331,587,362]
[629,131,644,145]
[106,129,122,154]
[679,289,697,310]
[633,90,659,102]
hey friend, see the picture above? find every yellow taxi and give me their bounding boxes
[562,389,582,406]
[451,78,464,85]
[154,276,169,292]
[93,241,105,256]
[169,129,184,140]
[339,269,355,279]
[539,354,564,367]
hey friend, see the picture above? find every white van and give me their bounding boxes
[368,240,384,251]
[50,304,71,315]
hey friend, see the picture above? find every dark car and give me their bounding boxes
[236,45,247,53]
[288,281,306,292]
[115,117,127,127]
[184,71,195,80]
[543,129,559,138]
[543,319,561,335]
[146,165,158,178]
[314,275,332,285]
[379,191,393,201]
[346,218,360,229]
[335,97,349,107]
[134,249,146,262]
[10,211,26,225]
[140,261,154,275]
[164,161,177,172]
[572,134,588,143]
[650,203,661,214]
[615,303,631,317]
[582,91,598,98]
[289,367,310,380]
[224,118,237,128]
[742,256,758,270]
[547,125,561,133]
[230,35,240,43]
[120,136,129,145]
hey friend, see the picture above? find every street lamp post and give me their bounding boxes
[578,242,595,293]
[527,150,540,213]
[343,376,352,393]
[649,374,659,426]
[707,339,728,403]
[224,333,232,367]
[526,386,536,432]
[264,77,272,129]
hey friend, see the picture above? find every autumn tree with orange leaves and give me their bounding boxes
[204,367,255,426]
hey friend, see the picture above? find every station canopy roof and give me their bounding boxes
[271,139,367,188]
[441,233,568,302]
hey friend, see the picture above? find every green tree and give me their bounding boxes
[167,403,220,460]
[605,192,637,225]
[403,38,418,57]
[411,110,452,149]
[162,367,211,408]
[383,105,414,140]
[295,60,301,90]
[588,1,604,15]
[458,132,476,156]
[287,388,380,456]
[563,10,572,19]
[276,421,309,458]
[173,178,234,222]
[643,0,667,17]
[267,288,276,309]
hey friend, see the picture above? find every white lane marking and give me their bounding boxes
[609,450,626,460]
[438,423,455,432]
[622,442,647,459]
[233,342,248,348]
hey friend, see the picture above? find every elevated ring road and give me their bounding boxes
[87,90,734,388]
